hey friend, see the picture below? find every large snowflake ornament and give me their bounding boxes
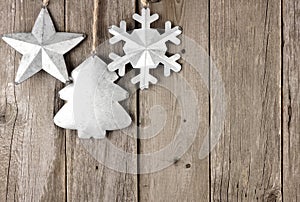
[108,8,182,90]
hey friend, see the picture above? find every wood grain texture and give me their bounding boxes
[210,0,282,201]
[138,0,210,201]
[1,0,300,201]
[65,0,138,201]
[0,0,66,201]
[283,0,300,200]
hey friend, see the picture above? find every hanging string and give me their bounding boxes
[92,0,100,53]
[42,0,50,7]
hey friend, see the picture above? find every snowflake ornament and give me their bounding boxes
[54,56,132,139]
[108,8,182,90]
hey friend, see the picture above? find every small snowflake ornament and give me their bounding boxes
[108,8,182,90]
[54,55,132,139]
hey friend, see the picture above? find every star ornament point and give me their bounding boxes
[2,8,85,84]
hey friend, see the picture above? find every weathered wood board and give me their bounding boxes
[65,0,138,201]
[210,0,282,201]
[283,0,300,201]
[138,0,210,201]
[0,0,66,201]
[0,0,299,201]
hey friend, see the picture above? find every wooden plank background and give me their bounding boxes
[0,0,299,201]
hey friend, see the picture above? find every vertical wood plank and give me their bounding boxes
[0,0,66,201]
[210,0,282,201]
[138,0,210,201]
[65,0,138,201]
[283,0,300,200]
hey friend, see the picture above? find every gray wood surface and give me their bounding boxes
[0,0,66,201]
[138,0,210,201]
[65,0,138,201]
[283,0,300,201]
[210,0,282,201]
[0,0,299,201]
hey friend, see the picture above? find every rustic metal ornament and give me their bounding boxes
[2,8,85,84]
[108,8,182,89]
[54,55,132,139]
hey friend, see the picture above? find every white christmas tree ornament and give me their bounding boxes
[54,56,132,139]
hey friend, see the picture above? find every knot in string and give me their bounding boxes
[42,0,50,7]
[141,0,149,8]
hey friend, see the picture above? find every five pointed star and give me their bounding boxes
[2,8,85,84]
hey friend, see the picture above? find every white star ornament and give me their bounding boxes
[2,8,85,84]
